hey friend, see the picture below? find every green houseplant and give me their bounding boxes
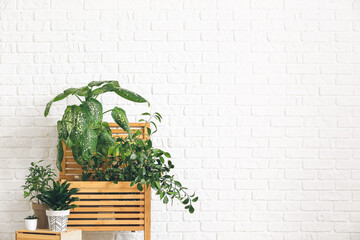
[24,215,38,231]
[22,160,56,229]
[38,180,79,232]
[44,81,197,213]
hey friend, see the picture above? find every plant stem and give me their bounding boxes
[103,109,113,115]
[74,94,84,103]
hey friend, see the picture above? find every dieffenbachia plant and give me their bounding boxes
[44,81,148,171]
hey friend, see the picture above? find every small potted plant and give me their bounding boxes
[24,215,38,231]
[38,180,79,232]
[22,160,56,229]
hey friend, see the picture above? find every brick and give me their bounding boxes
[18,0,49,9]
[285,0,317,9]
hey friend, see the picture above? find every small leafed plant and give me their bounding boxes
[38,180,79,211]
[22,160,56,204]
[24,215,37,219]
[82,113,198,213]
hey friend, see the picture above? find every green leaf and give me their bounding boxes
[192,197,198,203]
[163,196,169,204]
[182,198,189,205]
[189,205,194,214]
[164,152,171,158]
[44,87,85,117]
[56,140,64,171]
[137,184,143,191]
[111,107,131,139]
[89,83,120,98]
[88,80,119,88]
[155,181,161,189]
[174,181,182,188]
[80,98,103,124]
[115,88,148,103]
[61,106,79,148]
[69,106,90,146]
[57,120,68,141]
[72,145,84,165]
[132,130,142,139]
[75,86,90,97]
[80,127,98,161]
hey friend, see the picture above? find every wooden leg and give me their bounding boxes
[144,186,151,240]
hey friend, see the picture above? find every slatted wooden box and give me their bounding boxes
[16,229,81,240]
[59,123,151,240]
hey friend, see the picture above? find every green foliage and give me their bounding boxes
[111,107,131,139]
[22,161,56,204]
[81,113,198,214]
[45,81,198,213]
[25,215,37,219]
[38,180,79,211]
[44,81,148,167]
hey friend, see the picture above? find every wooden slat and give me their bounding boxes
[69,213,144,219]
[77,188,144,193]
[68,226,144,232]
[109,123,148,127]
[72,207,144,212]
[65,170,83,174]
[145,185,151,240]
[74,200,144,206]
[73,194,144,199]
[17,234,59,240]
[17,229,59,235]
[68,181,140,189]
[68,220,144,225]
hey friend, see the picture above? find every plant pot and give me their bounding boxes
[24,218,37,231]
[32,203,49,229]
[46,209,70,232]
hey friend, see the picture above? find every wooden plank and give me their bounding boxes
[72,207,144,212]
[68,220,144,225]
[65,170,83,174]
[109,123,147,128]
[73,194,145,200]
[68,181,137,189]
[144,186,151,240]
[69,213,144,219]
[113,135,144,139]
[77,188,144,193]
[68,226,144,232]
[17,234,59,240]
[17,229,59,235]
[60,141,67,180]
[74,200,144,206]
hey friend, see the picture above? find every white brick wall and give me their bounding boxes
[0,0,360,239]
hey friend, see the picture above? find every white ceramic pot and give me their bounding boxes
[46,209,70,232]
[25,218,37,231]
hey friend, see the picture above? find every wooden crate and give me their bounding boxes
[16,229,81,240]
[59,123,151,240]
[60,123,150,181]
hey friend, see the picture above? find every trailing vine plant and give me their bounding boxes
[45,81,198,213]
[81,113,198,213]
